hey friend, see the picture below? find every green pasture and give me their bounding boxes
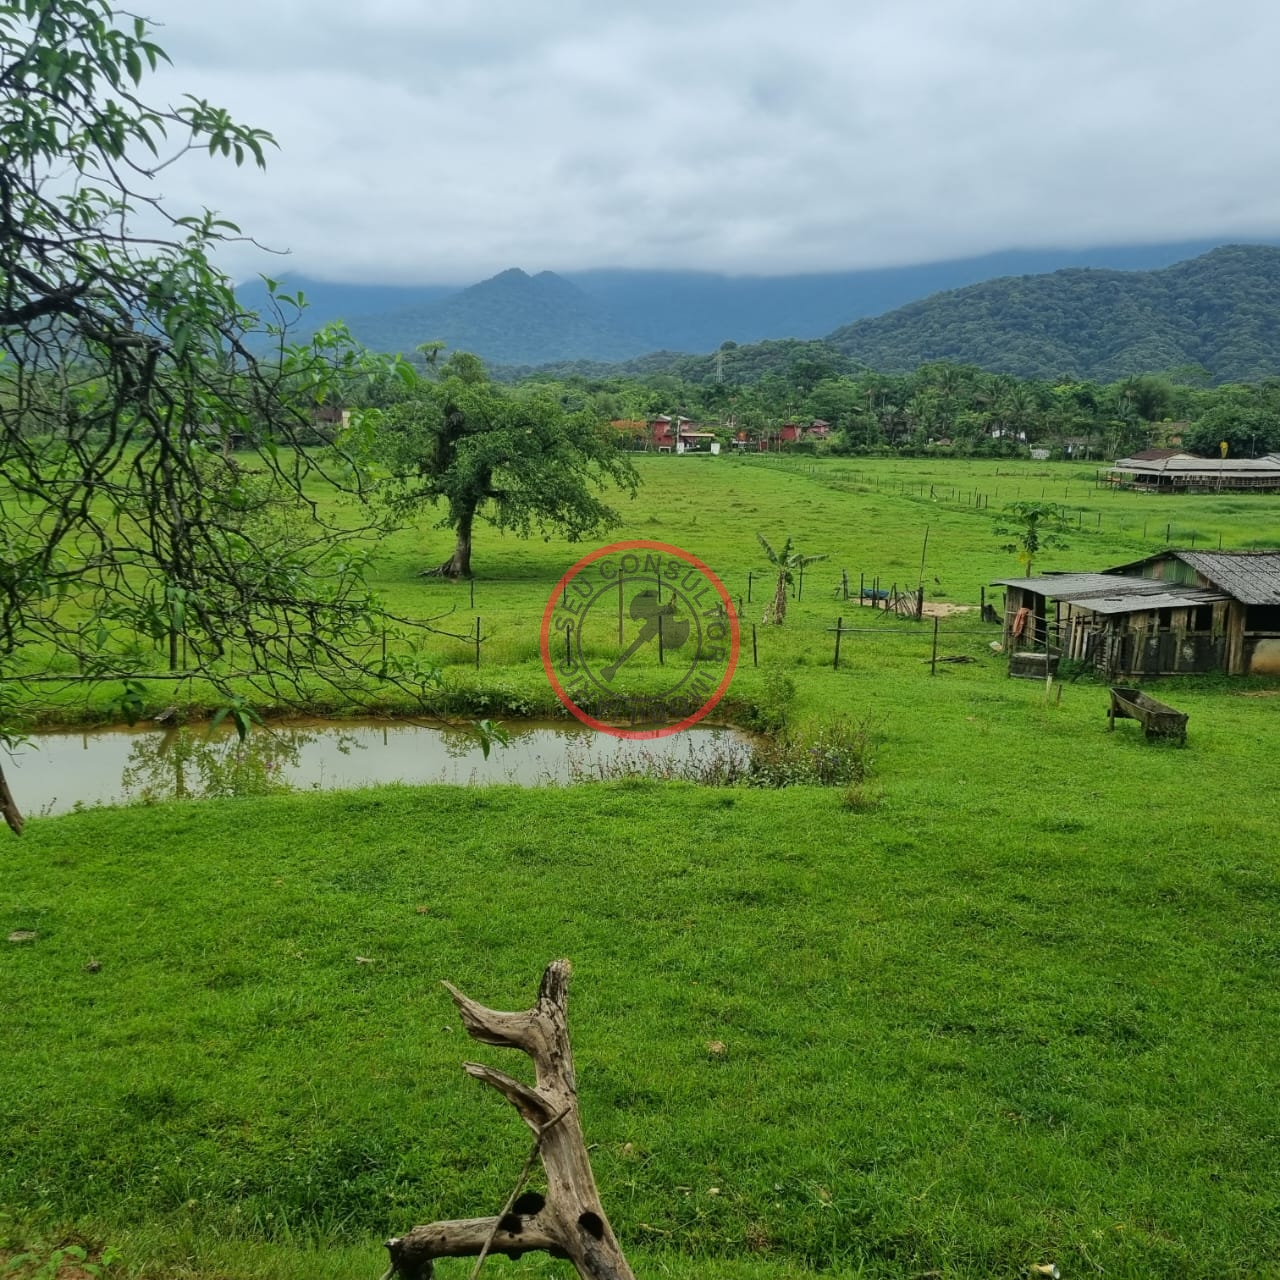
[4,455,1280,1279]
[326,452,1280,711]
[10,453,1280,724]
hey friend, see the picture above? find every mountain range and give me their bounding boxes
[234,240,1280,382]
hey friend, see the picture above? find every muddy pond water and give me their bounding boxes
[14,719,749,817]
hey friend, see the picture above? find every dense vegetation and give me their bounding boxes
[504,246,1280,388]
[0,0,437,828]
[823,245,1280,383]
[491,359,1280,460]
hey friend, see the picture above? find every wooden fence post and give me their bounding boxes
[834,617,843,670]
[930,616,939,675]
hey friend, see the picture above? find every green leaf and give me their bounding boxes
[474,719,511,760]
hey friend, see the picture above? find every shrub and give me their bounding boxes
[747,714,875,788]
[742,667,797,735]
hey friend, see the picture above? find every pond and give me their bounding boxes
[11,719,750,817]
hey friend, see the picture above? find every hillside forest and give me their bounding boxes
[284,245,1280,383]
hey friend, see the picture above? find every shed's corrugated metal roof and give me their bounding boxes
[1111,455,1280,475]
[997,552,1280,607]
[1067,589,1225,616]
[991,573,1225,614]
[1175,551,1280,605]
[991,573,1177,600]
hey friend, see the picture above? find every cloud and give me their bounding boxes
[140,0,1280,283]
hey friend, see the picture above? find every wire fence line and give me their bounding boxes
[417,572,1001,673]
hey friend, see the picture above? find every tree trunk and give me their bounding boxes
[0,759,24,836]
[763,572,788,625]
[439,507,474,578]
[386,960,634,1280]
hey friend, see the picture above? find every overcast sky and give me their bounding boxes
[144,0,1280,284]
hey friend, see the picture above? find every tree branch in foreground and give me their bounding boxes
[0,760,22,836]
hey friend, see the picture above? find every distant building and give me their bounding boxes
[1061,436,1096,459]
[1107,453,1280,492]
[779,420,832,445]
[611,415,716,453]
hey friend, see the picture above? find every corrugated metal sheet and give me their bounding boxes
[1067,589,1225,616]
[992,571,1226,615]
[997,552,1280,607]
[1175,552,1280,605]
[1111,455,1280,475]
[991,573,1187,600]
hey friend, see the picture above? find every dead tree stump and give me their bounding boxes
[385,959,635,1280]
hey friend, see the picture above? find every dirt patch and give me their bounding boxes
[921,602,975,619]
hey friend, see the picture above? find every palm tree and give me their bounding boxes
[757,533,827,625]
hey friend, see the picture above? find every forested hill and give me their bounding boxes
[823,245,1280,383]
[344,268,648,365]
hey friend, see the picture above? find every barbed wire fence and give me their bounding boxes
[419,565,1007,674]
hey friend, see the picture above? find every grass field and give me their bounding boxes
[356,452,1280,679]
[13,453,1280,725]
[4,456,1280,1279]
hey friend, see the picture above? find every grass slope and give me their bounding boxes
[6,709,1279,1279]
[4,456,1280,1279]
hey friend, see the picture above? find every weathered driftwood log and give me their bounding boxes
[386,959,635,1280]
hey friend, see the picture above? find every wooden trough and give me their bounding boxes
[1107,686,1188,743]
[1009,651,1060,680]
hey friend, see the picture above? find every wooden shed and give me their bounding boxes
[993,550,1280,678]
